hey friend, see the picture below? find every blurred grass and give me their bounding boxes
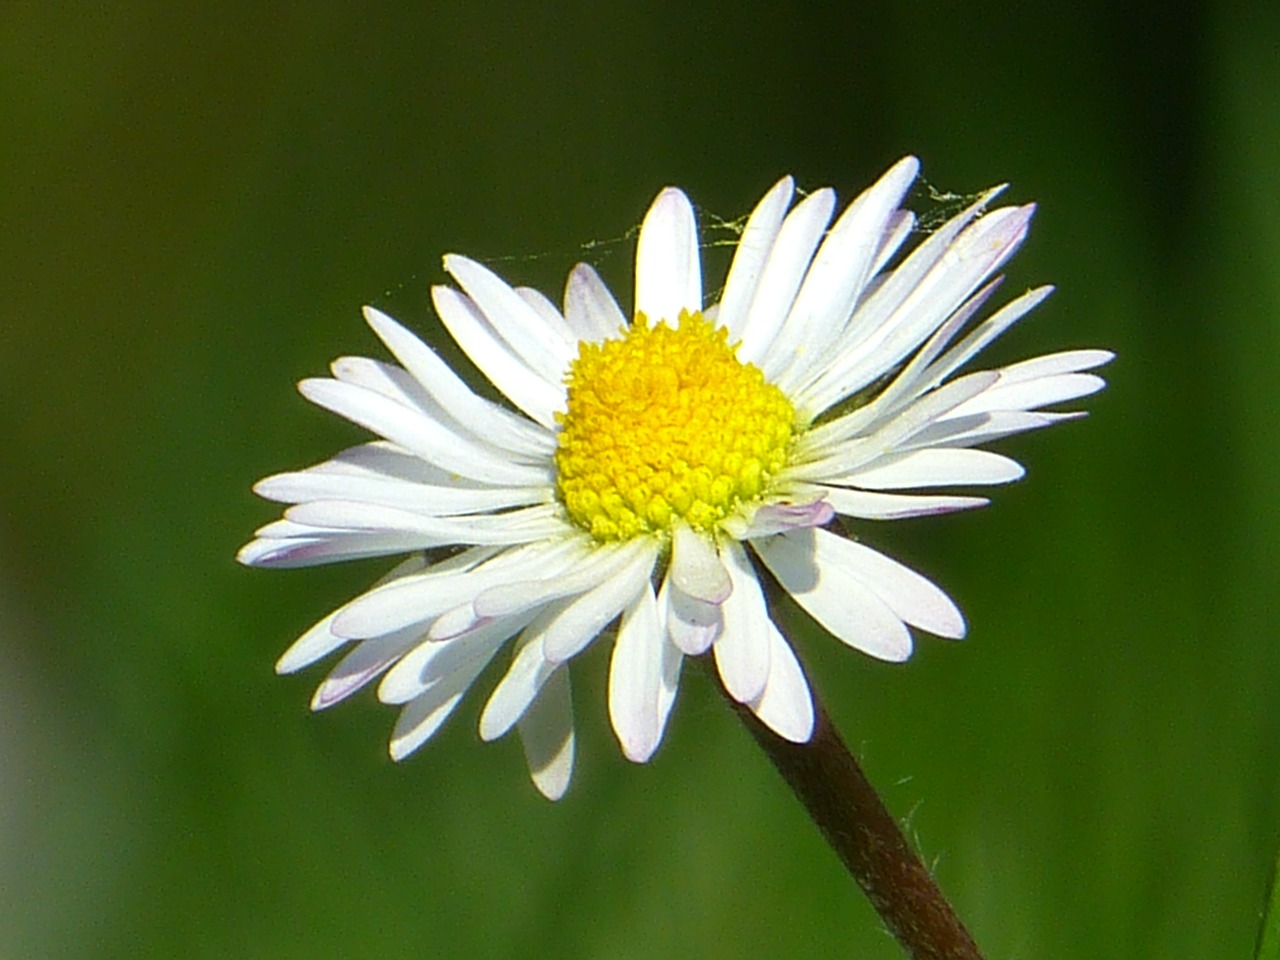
[2,1,1278,958]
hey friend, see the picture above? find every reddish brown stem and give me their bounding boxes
[715,671,984,960]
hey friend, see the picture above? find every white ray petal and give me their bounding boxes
[275,555,428,674]
[669,522,732,603]
[564,263,626,342]
[330,356,431,411]
[363,306,554,459]
[299,378,549,486]
[748,624,815,743]
[431,284,564,428]
[444,255,576,382]
[471,538,652,621]
[254,469,548,516]
[816,486,989,520]
[379,616,523,706]
[839,447,1025,489]
[905,411,1083,450]
[729,499,835,539]
[274,441,463,486]
[950,373,1107,417]
[716,176,794,342]
[714,540,771,704]
[239,531,453,568]
[921,285,1056,387]
[516,286,567,332]
[790,371,999,481]
[609,584,681,763]
[770,157,919,390]
[635,188,701,323]
[825,535,965,639]
[517,665,575,800]
[752,529,913,662]
[337,539,587,641]
[801,278,1004,445]
[388,647,500,761]
[868,208,916,279]
[542,544,658,663]
[659,571,723,656]
[479,630,557,741]
[310,630,425,710]
[737,188,836,366]
[798,194,1024,413]
[283,500,561,538]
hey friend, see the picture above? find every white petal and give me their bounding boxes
[922,285,1056,387]
[840,447,1025,489]
[996,348,1115,382]
[388,647,498,761]
[770,157,919,390]
[542,544,657,662]
[335,538,585,640]
[330,356,432,411]
[609,584,681,763]
[659,571,723,656]
[275,555,428,674]
[362,306,554,460]
[254,469,547,516]
[798,196,1027,414]
[299,378,549,487]
[478,631,557,741]
[953,373,1106,416]
[431,284,564,428]
[517,665,575,800]
[310,630,424,710]
[713,540,771,704]
[869,208,916,279]
[443,254,575,383]
[239,531,454,568]
[748,624,815,743]
[907,411,1083,450]
[789,371,1000,481]
[825,536,965,639]
[737,188,836,366]
[752,529,913,662]
[284,500,562,540]
[800,279,1005,447]
[564,263,626,342]
[472,538,652,622]
[635,187,702,323]
[716,176,794,342]
[378,616,521,705]
[270,440,463,486]
[516,286,568,332]
[669,523,732,603]
[816,486,989,520]
[729,499,835,539]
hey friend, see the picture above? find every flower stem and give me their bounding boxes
[711,666,985,959]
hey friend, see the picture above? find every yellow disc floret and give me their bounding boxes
[555,310,796,541]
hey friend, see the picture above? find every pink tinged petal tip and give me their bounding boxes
[739,499,835,538]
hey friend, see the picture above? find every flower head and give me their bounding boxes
[238,157,1111,800]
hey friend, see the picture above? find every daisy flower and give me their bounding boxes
[238,156,1110,800]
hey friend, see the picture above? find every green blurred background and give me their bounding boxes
[3,2,1277,957]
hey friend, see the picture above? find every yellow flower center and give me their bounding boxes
[555,310,797,542]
